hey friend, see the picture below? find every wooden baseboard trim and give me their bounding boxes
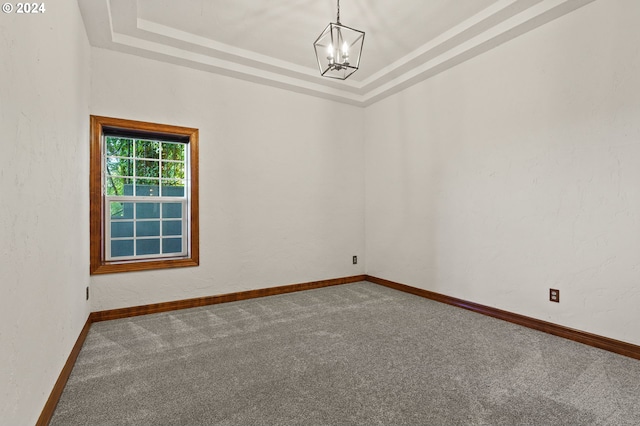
[91,275,367,322]
[36,316,92,426]
[366,275,640,361]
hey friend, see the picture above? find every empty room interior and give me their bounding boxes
[2,0,640,424]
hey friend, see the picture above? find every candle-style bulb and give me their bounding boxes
[327,44,334,64]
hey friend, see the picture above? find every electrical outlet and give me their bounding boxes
[549,288,559,303]
[86,286,90,301]
[352,255,357,265]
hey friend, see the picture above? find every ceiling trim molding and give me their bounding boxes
[80,0,596,107]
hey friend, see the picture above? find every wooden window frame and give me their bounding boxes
[90,115,199,274]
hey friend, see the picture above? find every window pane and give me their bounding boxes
[137,221,160,237]
[136,203,160,219]
[161,143,185,161]
[137,239,160,255]
[106,137,133,157]
[111,221,133,238]
[161,180,185,197]
[136,160,160,178]
[162,203,182,218]
[106,178,133,196]
[135,179,159,197]
[106,157,133,177]
[111,239,134,257]
[110,202,133,219]
[136,140,159,159]
[162,220,182,236]
[162,237,182,254]
[161,162,184,179]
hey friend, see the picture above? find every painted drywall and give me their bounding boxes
[90,48,365,311]
[365,0,640,346]
[0,3,91,424]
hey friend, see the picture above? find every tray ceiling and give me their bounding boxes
[78,0,595,106]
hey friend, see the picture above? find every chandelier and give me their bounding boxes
[313,0,365,80]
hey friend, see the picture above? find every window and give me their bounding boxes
[90,116,199,274]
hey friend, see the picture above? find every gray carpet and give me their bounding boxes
[51,282,640,425]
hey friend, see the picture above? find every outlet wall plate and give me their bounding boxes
[550,288,559,303]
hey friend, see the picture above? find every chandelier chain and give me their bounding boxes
[336,0,340,24]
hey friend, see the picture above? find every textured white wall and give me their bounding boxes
[89,48,365,311]
[365,0,640,345]
[0,3,91,424]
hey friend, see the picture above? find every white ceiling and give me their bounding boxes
[78,0,595,106]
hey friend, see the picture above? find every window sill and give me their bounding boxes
[90,257,199,275]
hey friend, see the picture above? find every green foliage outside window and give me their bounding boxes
[105,137,186,204]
